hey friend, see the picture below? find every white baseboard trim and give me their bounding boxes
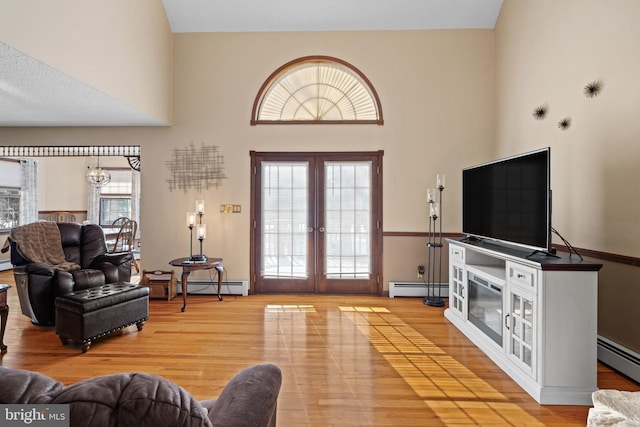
[178,279,249,297]
[388,281,448,298]
[597,335,640,383]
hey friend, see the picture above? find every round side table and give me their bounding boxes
[0,284,10,353]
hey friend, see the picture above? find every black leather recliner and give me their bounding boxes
[8,222,133,326]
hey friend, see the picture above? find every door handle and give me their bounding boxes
[307,227,314,232]
[319,227,325,233]
[505,314,510,330]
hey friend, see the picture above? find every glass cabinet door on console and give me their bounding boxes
[506,286,536,379]
[444,239,601,405]
[448,245,466,318]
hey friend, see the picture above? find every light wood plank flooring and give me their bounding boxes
[0,271,638,426]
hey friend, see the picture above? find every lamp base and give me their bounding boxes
[423,296,445,307]
[189,254,207,262]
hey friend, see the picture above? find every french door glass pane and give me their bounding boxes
[524,299,533,322]
[325,161,372,279]
[262,162,308,278]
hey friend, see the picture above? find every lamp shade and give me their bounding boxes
[86,165,111,187]
[195,200,205,214]
[197,224,206,239]
[187,212,196,227]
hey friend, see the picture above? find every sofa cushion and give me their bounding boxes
[52,373,211,427]
[68,269,106,291]
[79,224,110,268]
[204,363,282,427]
[57,223,107,268]
[0,365,281,427]
[0,367,64,404]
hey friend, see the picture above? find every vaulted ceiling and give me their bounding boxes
[0,0,503,127]
[162,0,503,33]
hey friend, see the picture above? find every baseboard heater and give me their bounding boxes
[597,335,640,383]
[388,281,449,298]
[177,280,249,297]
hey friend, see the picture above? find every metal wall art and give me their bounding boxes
[557,117,572,130]
[532,104,548,120]
[531,79,603,131]
[583,80,603,98]
[166,142,227,193]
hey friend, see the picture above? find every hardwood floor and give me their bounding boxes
[1,270,638,426]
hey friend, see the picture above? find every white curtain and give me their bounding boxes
[87,183,101,224]
[131,169,141,238]
[19,159,38,225]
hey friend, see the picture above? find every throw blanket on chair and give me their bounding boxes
[7,221,80,271]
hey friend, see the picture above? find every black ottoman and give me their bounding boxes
[55,283,149,352]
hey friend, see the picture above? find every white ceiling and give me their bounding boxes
[0,0,503,127]
[162,0,504,33]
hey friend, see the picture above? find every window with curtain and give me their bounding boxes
[98,169,133,226]
[0,187,20,230]
[0,158,37,229]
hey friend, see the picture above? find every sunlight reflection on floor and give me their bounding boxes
[265,304,317,313]
[339,306,545,426]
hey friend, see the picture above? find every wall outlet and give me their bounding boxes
[417,265,425,278]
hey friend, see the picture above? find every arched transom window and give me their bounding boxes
[251,56,383,125]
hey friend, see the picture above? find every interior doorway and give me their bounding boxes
[250,151,383,295]
[0,145,141,240]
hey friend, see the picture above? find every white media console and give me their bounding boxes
[445,238,602,405]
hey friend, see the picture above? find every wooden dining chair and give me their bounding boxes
[111,217,129,230]
[110,219,140,273]
[105,217,129,252]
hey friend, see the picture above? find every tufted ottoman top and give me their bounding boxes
[55,283,149,314]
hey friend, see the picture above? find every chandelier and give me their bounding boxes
[85,157,111,187]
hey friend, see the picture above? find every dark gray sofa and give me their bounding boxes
[0,363,282,427]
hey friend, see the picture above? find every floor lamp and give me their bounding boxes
[424,174,445,307]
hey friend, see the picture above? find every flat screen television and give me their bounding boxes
[462,147,552,253]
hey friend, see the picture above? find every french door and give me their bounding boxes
[250,151,383,294]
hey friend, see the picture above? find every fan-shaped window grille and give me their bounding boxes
[251,56,383,125]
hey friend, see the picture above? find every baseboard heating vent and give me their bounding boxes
[597,335,640,383]
[389,281,448,298]
[178,280,249,297]
[0,260,12,272]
